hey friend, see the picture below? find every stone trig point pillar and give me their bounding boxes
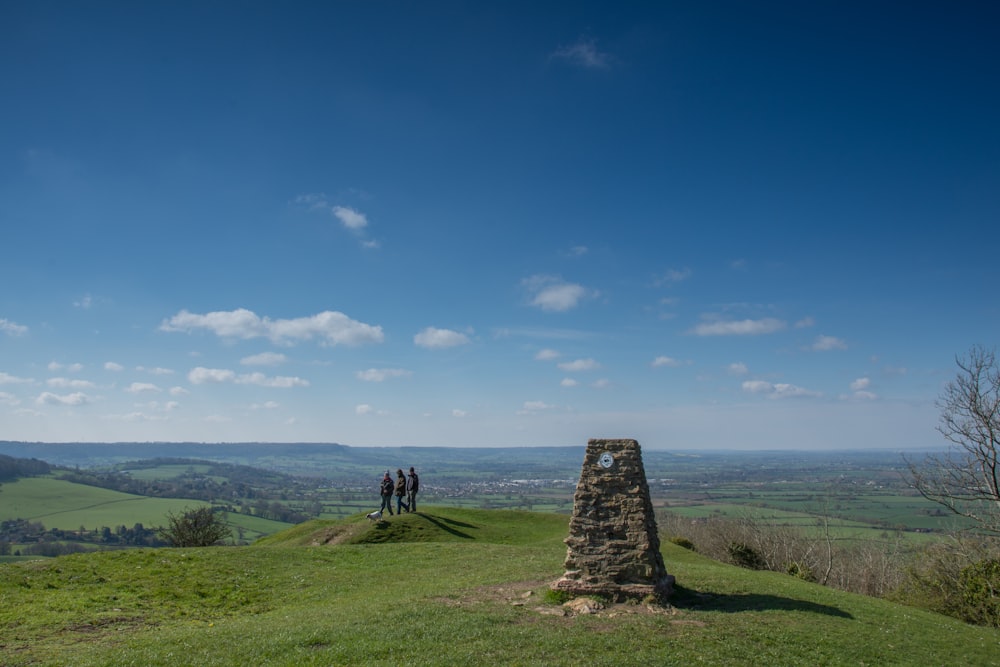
[552,438,674,601]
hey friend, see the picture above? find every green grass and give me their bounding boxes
[0,476,212,530]
[1,506,998,666]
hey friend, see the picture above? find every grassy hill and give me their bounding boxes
[1,507,998,666]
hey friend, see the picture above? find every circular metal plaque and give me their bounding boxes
[598,451,614,469]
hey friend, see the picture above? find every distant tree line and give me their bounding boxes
[0,454,51,482]
[0,518,165,557]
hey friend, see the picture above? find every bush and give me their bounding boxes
[959,558,1000,627]
[786,561,815,582]
[670,536,696,551]
[727,542,764,570]
[159,507,231,547]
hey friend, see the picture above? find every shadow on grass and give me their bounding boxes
[417,513,479,539]
[670,584,853,619]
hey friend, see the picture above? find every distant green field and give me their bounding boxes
[0,477,210,531]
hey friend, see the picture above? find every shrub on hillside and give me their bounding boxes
[727,542,765,570]
[959,558,1000,627]
[158,507,231,547]
[669,536,695,551]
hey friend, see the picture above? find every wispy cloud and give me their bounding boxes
[652,356,690,368]
[126,382,161,394]
[653,268,692,287]
[558,358,600,372]
[551,37,613,70]
[104,362,124,372]
[356,368,412,382]
[0,318,29,336]
[36,391,90,406]
[523,275,592,312]
[161,308,384,347]
[332,205,368,231]
[811,335,847,351]
[187,367,309,388]
[0,372,34,385]
[741,380,821,399]
[535,348,560,361]
[294,194,379,248]
[48,377,96,389]
[241,352,287,366]
[414,327,471,349]
[692,318,786,336]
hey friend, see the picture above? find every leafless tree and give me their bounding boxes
[908,345,1000,534]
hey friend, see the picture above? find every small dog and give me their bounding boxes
[366,510,383,522]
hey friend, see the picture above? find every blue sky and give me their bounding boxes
[1,2,997,449]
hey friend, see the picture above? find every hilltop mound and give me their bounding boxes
[255,505,570,548]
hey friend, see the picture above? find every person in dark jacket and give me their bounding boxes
[379,471,394,515]
[394,469,410,514]
[406,466,419,513]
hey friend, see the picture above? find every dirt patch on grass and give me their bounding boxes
[437,579,687,623]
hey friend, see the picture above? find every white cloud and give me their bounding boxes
[169,386,189,396]
[104,362,124,371]
[451,409,467,418]
[560,378,579,387]
[519,400,555,414]
[137,366,174,375]
[293,193,329,210]
[558,358,600,372]
[591,379,611,389]
[0,372,33,384]
[850,377,871,392]
[188,367,236,384]
[812,335,847,351]
[535,348,561,361]
[653,268,692,287]
[355,404,373,415]
[36,391,90,406]
[332,205,368,230]
[241,352,287,366]
[692,318,786,336]
[104,411,166,422]
[0,392,21,406]
[47,377,96,389]
[741,380,821,399]
[523,275,590,313]
[236,372,309,388]
[74,294,93,309]
[652,356,689,368]
[161,308,384,346]
[48,361,83,372]
[414,327,471,349]
[126,382,161,393]
[551,37,612,70]
[728,362,749,375]
[189,367,309,388]
[251,401,280,410]
[0,318,28,336]
[565,245,588,257]
[795,317,816,328]
[356,368,412,382]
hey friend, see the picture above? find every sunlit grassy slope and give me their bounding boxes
[1,506,998,666]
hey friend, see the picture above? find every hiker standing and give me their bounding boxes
[379,471,395,515]
[406,466,419,513]
[394,469,410,514]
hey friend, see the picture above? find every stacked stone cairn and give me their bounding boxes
[551,438,674,602]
